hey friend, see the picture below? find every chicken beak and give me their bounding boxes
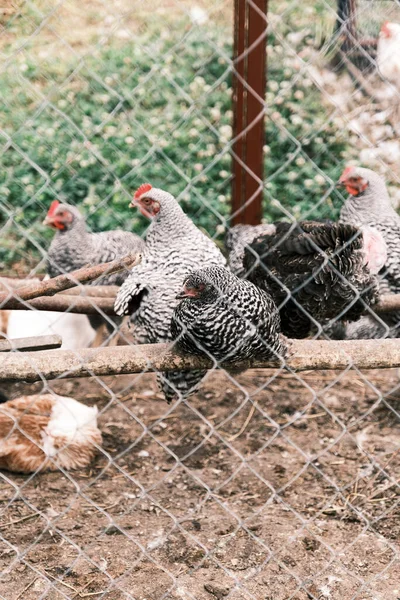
[335,180,345,189]
[176,290,188,300]
[43,216,53,226]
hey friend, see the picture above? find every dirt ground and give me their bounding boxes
[0,366,399,600]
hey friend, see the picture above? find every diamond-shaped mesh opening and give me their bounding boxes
[1,0,400,599]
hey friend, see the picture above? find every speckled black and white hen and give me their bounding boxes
[114,184,227,402]
[243,221,386,338]
[225,223,277,278]
[171,266,286,375]
[338,166,400,337]
[44,200,144,341]
[44,201,144,284]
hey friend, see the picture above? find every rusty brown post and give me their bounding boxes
[231,0,268,226]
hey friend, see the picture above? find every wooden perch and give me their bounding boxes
[1,295,116,315]
[0,253,141,309]
[2,293,400,317]
[2,338,400,383]
[58,285,120,298]
[0,335,62,353]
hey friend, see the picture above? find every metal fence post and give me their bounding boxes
[231,0,268,226]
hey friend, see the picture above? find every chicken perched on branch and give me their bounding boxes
[243,221,386,338]
[114,184,226,402]
[338,165,400,337]
[44,201,145,342]
[0,393,101,473]
[171,266,287,374]
[45,201,144,283]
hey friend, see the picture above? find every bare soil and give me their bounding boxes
[0,366,399,600]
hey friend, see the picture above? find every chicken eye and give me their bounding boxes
[142,198,151,204]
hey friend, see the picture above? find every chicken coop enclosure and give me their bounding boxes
[1,1,400,599]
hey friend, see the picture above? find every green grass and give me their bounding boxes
[0,10,354,270]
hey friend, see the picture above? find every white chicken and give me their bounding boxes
[6,310,96,350]
[377,21,400,88]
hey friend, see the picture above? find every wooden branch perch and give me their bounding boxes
[58,285,120,298]
[0,335,62,353]
[1,295,116,315]
[0,253,141,308]
[2,293,400,317]
[2,338,400,383]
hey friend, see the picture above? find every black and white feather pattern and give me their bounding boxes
[244,221,382,339]
[46,204,145,285]
[339,167,400,337]
[114,187,226,401]
[171,266,286,374]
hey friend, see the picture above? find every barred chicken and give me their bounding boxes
[114,184,226,402]
[172,266,287,375]
[338,165,400,337]
[45,201,144,283]
[243,221,386,338]
[44,200,145,342]
[225,223,276,278]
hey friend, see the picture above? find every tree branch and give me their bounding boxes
[2,338,400,383]
[2,293,400,317]
[0,334,62,353]
[0,253,141,308]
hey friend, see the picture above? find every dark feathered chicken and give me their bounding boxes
[171,266,286,375]
[243,221,387,338]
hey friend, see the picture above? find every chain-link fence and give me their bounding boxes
[1,1,400,599]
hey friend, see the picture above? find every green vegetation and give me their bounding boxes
[0,12,354,269]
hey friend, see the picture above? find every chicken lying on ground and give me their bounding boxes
[243,221,386,339]
[114,184,226,402]
[337,165,400,338]
[0,393,101,473]
[44,201,145,345]
[171,266,287,377]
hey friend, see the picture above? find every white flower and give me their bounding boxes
[294,90,304,100]
[216,224,225,235]
[304,179,314,188]
[263,145,270,154]
[291,115,303,126]
[287,171,297,181]
[194,163,203,172]
[218,195,226,202]
[314,174,325,185]
[189,128,198,137]
[219,170,229,178]
[210,107,221,121]
[219,125,232,138]
[296,157,306,166]
[125,136,134,145]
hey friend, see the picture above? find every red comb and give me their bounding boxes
[381,21,391,36]
[47,200,60,217]
[340,166,355,180]
[134,183,152,200]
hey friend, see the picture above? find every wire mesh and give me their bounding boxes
[0,1,400,599]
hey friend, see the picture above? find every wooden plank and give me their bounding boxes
[0,335,62,353]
